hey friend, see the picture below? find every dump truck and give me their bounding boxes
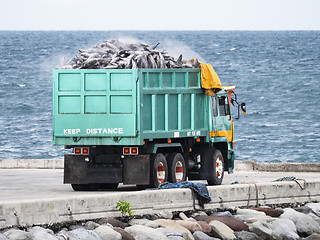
[52,68,245,191]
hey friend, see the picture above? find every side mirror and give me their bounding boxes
[241,103,246,114]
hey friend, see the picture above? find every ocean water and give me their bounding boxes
[0,31,319,162]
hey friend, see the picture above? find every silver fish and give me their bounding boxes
[60,39,200,70]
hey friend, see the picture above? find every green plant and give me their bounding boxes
[116,200,134,217]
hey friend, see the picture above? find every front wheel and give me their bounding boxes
[207,149,224,185]
[150,153,168,188]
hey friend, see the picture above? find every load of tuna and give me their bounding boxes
[61,39,200,69]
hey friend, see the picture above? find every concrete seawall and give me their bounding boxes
[1,179,319,229]
[235,161,320,172]
[1,159,320,172]
[0,159,63,169]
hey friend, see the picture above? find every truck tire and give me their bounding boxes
[167,153,186,183]
[207,149,224,185]
[150,153,168,188]
[71,183,99,191]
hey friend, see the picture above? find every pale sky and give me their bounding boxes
[0,0,319,30]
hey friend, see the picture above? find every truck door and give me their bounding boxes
[210,95,233,142]
[218,96,232,141]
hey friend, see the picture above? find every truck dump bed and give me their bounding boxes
[53,68,208,146]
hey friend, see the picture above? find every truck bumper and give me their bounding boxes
[64,154,151,185]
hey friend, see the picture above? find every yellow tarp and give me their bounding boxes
[199,62,222,96]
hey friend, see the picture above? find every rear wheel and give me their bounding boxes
[150,153,168,188]
[167,153,186,183]
[207,149,224,185]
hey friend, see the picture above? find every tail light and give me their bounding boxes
[123,147,130,155]
[123,147,138,155]
[74,147,81,154]
[130,147,138,155]
[82,147,89,155]
[74,147,89,155]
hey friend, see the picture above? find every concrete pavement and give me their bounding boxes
[0,160,319,229]
[0,168,320,202]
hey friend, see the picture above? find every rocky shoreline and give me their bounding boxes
[1,202,320,240]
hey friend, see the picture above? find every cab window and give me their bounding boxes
[218,96,230,116]
[211,96,218,117]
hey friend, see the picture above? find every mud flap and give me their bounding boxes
[64,155,122,184]
[122,155,150,185]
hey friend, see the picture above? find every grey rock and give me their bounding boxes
[94,225,121,240]
[193,231,217,240]
[195,215,249,232]
[157,210,174,219]
[68,225,84,231]
[234,231,259,240]
[157,227,184,240]
[98,218,126,228]
[30,231,59,240]
[294,206,316,215]
[129,218,160,228]
[3,229,32,240]
[190,211,207,219]
[302,233,320,240]
[113,227,135,240]
[178,213,194,221]
[27,226,58,240]
[233,214,272,223]
[209,220,236,240]
[56,230,79,240]
[55,236,67,240]
[175,220,202,233]
[28,226,54,235]
[155,219,195,240]
[125,225,167,240]
[249,218,299,240]
[0,233,8,240]
[236,208,266,216]
[85,221,100,230]
[179,212,189,220]
[70,228,102,240]
[210,211,233,217]
[280,208,320,235]
[308,213,320,226]
[306,202,320,216]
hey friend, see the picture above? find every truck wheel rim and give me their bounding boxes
[157,162,165,183]
[175,161,184,182]
[216,157,223,179]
